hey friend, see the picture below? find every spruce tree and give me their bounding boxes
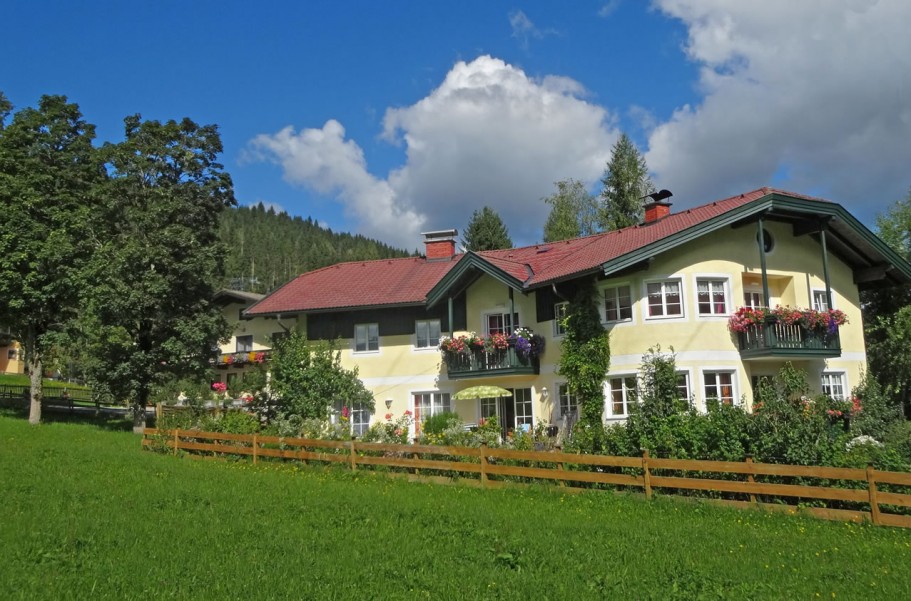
[462,206,512,251]
[598,133,655,231]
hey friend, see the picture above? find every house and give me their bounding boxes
[242,188,911,437]
[212,289,276,390]
[0,329,24,375]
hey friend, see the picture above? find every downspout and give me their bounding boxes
[448,296,454,337]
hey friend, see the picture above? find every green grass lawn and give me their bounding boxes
[1,414,910,600]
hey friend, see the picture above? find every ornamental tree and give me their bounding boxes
[462,206,512,251]
[598,133,655,231]
[0,94,105,424]
[542,178,598,242]
[81,115,235,432]
[266,332,374,420]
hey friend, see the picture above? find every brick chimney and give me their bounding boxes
[643,201,672,224]
[423,229,458,260]
[642,189,674,224]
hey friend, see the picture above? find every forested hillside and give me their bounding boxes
[219,203,415,293]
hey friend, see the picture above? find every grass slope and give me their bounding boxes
[1,414,909,600]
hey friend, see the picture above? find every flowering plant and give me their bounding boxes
[728,306,847,335]
[485,332,510,352]
[211,382,227,394]
[510,327,545,359]
[439,335,467,354]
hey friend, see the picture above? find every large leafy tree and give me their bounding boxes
[543,179,598,242]
[863,187,911,415]
[462,206,512,251]
[82,115,236,431]
[598,133,655,231]
[0,94,105,424]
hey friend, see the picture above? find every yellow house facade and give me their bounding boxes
[243,188,911,437]
[1,336,24,375]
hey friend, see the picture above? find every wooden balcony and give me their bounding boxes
[737,323,841,359]
[443,348,539,379]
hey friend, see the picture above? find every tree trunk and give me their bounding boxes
[26,325,42,425]
[132,387,149,435]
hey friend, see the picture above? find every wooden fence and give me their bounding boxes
[141,428,911,529]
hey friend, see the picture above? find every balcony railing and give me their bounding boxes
[737,323,841,359]
[443,348,539,379]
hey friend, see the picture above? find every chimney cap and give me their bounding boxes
[421,228,458,240]
[643,189,673,205]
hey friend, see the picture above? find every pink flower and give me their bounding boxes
[385,413,393,421]
[404,410,412,416]
[211,382,227,393]
[341,406,350,418]
[394,429,403,436]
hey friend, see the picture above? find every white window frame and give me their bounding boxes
[743,289,765,310]
[354,323,379,353]
[553,302,568,337]
[676,370,693,408]
[643,277,685,321]
[812,289,834,312]
[555,382,578,422]
[695,276,730,317]
[412,391,452,437]
[821,372,847,401]
[606,375,638,418]
[331,399,372,437]
[483,311,519,336]
[701,369,738,407]
[414,319,441,350]
[603,283,633,324]
[513,388,534,431]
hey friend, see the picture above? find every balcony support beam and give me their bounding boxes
[448,296,454,337]
[820,227,833,310]
[757,217,771,307]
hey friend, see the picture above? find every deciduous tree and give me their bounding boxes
[542,179,598,242]
[0,94,104,424]
[82,115,235,432]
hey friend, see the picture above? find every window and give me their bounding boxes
[813,290,831,311]
[743,291,764,309]
[697,279,728,315]
[480,396,498,419]
[646,280,683,318]
[676,372,692,406]
[604,285,632,322]
[236,335,253,353]
[354,323,379,352]
[333,399,371,437]
[821,372,846,401]
[514,388,533,430]
[414,392,452,435]
[756,228,774,253]
[415,319,441,349]
[704,371,735,406]
[7,349,16,360]
[485,312,519,335]
[557,383,578,420]
[608,376,638,417]
[553,302,568,336]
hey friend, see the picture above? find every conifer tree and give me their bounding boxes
[462,206,512,251]
[599,133,655,231]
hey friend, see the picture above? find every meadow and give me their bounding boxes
[1,413,910,600]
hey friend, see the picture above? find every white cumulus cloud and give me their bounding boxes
[648,0,911,219]
[249,56,618,247]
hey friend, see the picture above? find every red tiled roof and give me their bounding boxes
[248,188,832,314]
[246,256,461,314]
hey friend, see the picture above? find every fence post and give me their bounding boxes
[156,402,162,422]
[866,463,881,526]
[555,444,566,487]
[641,448,652,500]
[173,429,179,457]
[745,455,757,503]
[480,442,489,488]
[349,436,357,471]
[252,434,258,465]
[411,437,420,476]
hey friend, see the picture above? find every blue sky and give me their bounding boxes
[4,1,911,249]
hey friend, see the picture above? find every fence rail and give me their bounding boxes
[142,428,911,529]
